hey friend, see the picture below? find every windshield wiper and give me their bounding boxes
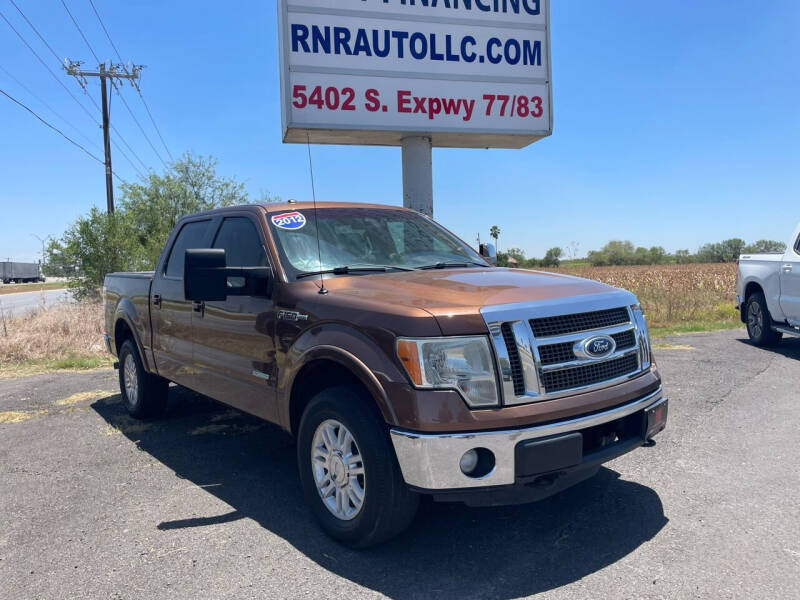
[295,264,415,279]
[416,261,490,270]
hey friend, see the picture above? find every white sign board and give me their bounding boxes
[278,0,552,148]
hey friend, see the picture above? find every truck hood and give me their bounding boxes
[321,267,620,335]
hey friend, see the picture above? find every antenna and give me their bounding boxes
[306,133,327,295]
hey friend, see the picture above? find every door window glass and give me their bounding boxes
[165,220,210,278]
[213,217,268,288]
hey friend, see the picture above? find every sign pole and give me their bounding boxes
[401,136,433,218]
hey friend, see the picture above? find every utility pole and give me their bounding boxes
[64,61,142,213]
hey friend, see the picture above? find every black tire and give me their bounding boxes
[118,339,169,418]
[297,385,419,548]
[745,292,782,347]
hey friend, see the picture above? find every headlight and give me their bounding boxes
[396,336,499,407]
[631,303,652,369]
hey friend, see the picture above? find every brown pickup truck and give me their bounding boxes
[104,201,667,547]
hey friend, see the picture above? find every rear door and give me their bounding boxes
[192,215,278,421]
[150,218,213,387]
[779,229,800,323]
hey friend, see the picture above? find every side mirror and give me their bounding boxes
[184,249,227,301]
[479,243,497,266]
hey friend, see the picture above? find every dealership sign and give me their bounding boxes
[278,0,552,148]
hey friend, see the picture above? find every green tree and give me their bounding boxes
[744,239,787,254]
[119,154,248,266]
[541,246,563,267]
[489,225,500,252]
[47,154,251,298]
[648,246,667,264]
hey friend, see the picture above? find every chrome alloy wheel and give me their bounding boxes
[311,419,366,520]
[123,353,139,407]
[747,300,764,338]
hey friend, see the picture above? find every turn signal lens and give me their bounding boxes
[396,339,422,385]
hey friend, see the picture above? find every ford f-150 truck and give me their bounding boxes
[737,221,800,345]
[103,202,667,547]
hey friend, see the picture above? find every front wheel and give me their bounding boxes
[297,385,419,548]
[745,292,782,347]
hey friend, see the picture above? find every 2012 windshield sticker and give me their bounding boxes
[272,211,307,229]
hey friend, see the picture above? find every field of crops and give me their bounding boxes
[544,262,740,333]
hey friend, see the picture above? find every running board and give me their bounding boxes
[772,325,800,337]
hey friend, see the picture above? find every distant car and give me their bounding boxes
[0,261,44,284]
[737,222,800,345]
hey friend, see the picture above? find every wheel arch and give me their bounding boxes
[112,307,152,373]
[287,348,395,437]
[741,281,765,322]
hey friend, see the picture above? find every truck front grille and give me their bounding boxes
[541,353,639,393]
[529,307,630,337]
[485,301,643,406]
[537,327,638,367]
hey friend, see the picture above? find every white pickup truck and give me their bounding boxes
[737,221,800,345]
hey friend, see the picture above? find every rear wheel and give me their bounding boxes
[297,385,419,548]
[118,339,169,418]
[745,292,782,346]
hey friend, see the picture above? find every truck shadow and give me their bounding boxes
[736,334,800,359]
[92,390,667,599]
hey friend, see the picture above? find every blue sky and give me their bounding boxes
[1,0,798,263]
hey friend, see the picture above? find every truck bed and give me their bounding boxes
[104,271,155,358]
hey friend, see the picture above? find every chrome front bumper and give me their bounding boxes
[390,387,666,490]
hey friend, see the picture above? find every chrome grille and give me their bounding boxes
[482,293,644,406]
[611,329,636,350]
[535,322,638,367]
[529,307,630,337]
[541,354,639,393]
[538,341,576,366]
[501,323,525,396]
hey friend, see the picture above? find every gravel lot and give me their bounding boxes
[1,328,799,599]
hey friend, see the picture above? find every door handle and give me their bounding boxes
[192,300,204,313]
[152,293,162,307]
[784,264,793,273]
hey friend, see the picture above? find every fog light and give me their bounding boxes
[459,449,479,474]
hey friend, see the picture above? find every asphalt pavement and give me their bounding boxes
[1,328,799,599]
[0,288,73,318]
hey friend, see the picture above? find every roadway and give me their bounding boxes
[0,288,73,317]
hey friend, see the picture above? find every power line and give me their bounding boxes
[0,62,102,153]
[60,0,100,64]
[3,3,151,176]
[0,8,99,126]
[8,0,62,63]
[111,80,167,169]
[87,0,174,162]
[0,86,132,182]
[61,1,166,170]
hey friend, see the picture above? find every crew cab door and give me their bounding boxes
[779,228,800,323]
[150,218,213,387]
[192,215,278,421]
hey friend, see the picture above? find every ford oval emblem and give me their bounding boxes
[581,335,616,359]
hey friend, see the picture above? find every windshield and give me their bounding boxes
[268,207,485,279]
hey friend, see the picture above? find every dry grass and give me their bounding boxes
[543,262,740,333]
[0,302,110,376]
